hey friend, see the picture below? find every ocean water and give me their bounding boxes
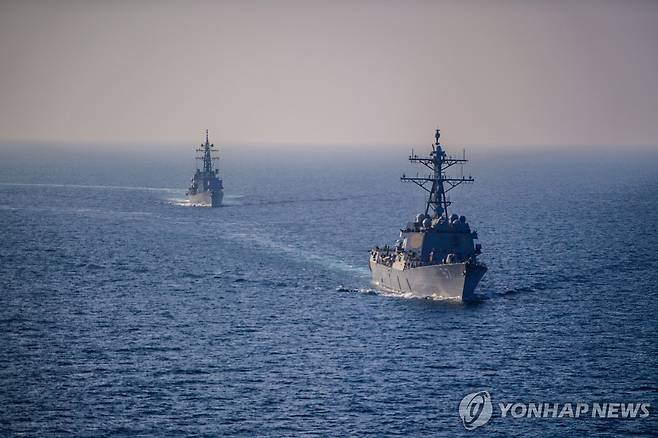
[1,147,657,436]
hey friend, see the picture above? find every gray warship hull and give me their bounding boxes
[369,128,486,301]
[369,260,486,301]
[186,130,224,208]
[188,190,223,208]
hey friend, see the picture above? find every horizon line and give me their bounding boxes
[1,138,657,152]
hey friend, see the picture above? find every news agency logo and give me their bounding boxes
[459,391,493,430]
[458,390,652,431]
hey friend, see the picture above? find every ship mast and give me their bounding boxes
[401,129,474,219]
[196,129,218,174]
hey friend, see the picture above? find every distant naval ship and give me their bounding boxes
[369,128,486,300]
[186,130,224,207]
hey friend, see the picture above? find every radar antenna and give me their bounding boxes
[401,128,474,219]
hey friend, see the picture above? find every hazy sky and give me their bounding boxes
[1,0,657,148]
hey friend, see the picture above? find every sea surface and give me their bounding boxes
[1,146,657,436]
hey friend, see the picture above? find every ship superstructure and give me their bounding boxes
[186,130,224,207]
[369,128,486,300]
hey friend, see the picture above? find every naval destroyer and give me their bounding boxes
[369,128,486,300]
[186,130,224,207]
